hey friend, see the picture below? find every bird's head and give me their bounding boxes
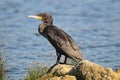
[28,13,53,24]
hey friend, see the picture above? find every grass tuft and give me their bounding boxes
[25,62,48,80]
[0,52,6,80]
[0,49,15,80]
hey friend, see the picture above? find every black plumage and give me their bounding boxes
[28,13,83,64]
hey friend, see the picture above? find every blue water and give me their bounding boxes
[0,0,120,79]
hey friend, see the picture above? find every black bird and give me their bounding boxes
[28,13,83,64]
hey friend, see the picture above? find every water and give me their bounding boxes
[0,0,120,79]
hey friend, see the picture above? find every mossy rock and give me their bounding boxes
[37,60,120,80]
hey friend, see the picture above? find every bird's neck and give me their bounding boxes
[38,23,49,33]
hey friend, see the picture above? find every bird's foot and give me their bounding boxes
[73,61,82,70]
[47,62,59,73]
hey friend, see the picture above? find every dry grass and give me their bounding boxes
[25,62,48,80]
[0,49,14,80]
[0,53,6,80]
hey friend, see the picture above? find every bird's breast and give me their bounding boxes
[38,24,49,38]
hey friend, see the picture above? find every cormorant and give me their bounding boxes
[28,13,83,64]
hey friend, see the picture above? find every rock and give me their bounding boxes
[50,64,74,76]
[37,60,120,80]
[49,75,76,80]
[61,75,76,80]
[72,60,120,80]
[49,76,60,80]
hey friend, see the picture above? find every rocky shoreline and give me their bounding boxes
[37,60,120,80]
